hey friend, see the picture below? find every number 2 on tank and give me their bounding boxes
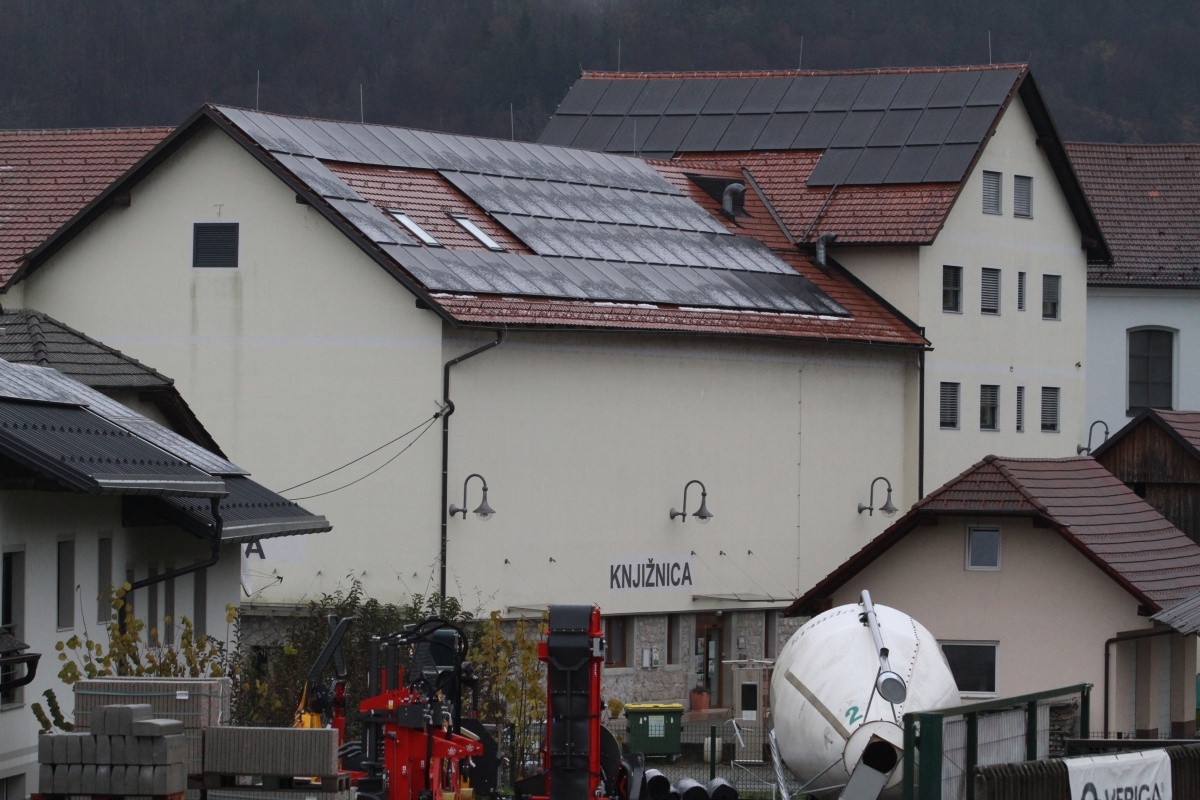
[844,705,863,726]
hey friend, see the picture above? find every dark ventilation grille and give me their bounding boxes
[980,384,999,431]
[193,223,239,268]
[982,170,1001,215]
[1014,175,1032,218]
[1015,386,1025,432]
[939,382,960,429]
[981,267,1001,314]
[1041,387,1060,432]
[1017,271,1026,311]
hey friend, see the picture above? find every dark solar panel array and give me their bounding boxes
[219,107,850,317]
[538,69,1022,186]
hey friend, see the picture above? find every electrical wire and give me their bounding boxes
[288,416,439,500]
[281,411,440,493]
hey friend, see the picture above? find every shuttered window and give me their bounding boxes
[981,268,1001,314]
[1041,387,1060,432]
[1042,274,1061,319]
[942,265,963,312]
[192,223,239,268]
[1017,272,1026,311]
[1128,329,1174,411]
[940,382,960,429]
[1014,175,1033,218]
[57,540,74,629]
[980,385,999,431]
[1016,386,1025,432]
[982,171,1002,215]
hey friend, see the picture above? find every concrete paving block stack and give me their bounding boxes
[203,727,340,777]
[74,677,231,775]
[37,703,188,796]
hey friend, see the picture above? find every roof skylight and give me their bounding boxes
[451,214,504,251]
[388,210,441,246]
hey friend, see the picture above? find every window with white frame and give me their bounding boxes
[981,268,1001,314]
[940,642,998,694]
[1016,385,1025,432]
[1017,272,1026,311]
[940,382,960,429]
[1128,328,1175,411]
[1041,387,1060,432]
[451,214,505,251]
[388,210,441,246]
[980,385,1000,431]
[1014,175,1033,218]
[982,171,1002,215]
[1042,274,1061,320]
[943,265,963,313]
[967,527,1000,569]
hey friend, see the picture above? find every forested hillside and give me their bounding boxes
[2,0,1197,143]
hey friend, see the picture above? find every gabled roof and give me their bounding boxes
[1065,142,1200,288]
[0,127,170,284]
[541,66,1108,259]
[1091,408,1200,462]
[14,106,925,349]
[785,455,1200,616]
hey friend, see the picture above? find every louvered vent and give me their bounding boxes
[1014,175,1032,218]
[1041,387,1060,432]
[1017,272,1026,311]
[193,223,239,268]
[981,268,1001,314]
[982,171,1002,215]
[980,384,999,430]
[939,382,960,429]
[1016,385,1025,432]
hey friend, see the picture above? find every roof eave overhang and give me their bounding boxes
[219,516,333,542]
[93,476,228,497]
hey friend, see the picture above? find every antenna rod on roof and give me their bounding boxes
[256,70,260,111]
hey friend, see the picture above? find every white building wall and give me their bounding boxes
[1086,287,1200,431]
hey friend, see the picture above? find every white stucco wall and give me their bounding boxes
[1087,287,1200,430]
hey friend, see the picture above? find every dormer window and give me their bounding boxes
[388,211,441,246]
[451,214,504,251]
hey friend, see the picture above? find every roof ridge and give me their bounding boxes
[583,63,1029,80]
[0,126,174,136]
[988,457,1058,520]
[26,311,49,367]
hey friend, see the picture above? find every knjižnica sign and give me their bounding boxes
[1065,749,1171,800]
[609,555,693,591]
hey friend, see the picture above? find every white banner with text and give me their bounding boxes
[1065,748,1171,800]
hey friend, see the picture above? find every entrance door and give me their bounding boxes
[695,614,725,707]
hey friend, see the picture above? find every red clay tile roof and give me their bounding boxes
[673,152,959,244]
[1065,142,1200,288]
[1155,410,1200,453]
[0,127,169,285]
[785,455,1200,616]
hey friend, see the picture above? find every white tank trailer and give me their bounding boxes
[769,591,960,800]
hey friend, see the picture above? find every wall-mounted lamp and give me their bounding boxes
[857,476,898,517]
[448,473,495,521]
[670,480,712,524]
[1077,420,1110,455]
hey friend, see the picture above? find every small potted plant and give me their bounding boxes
[690,685,710,712]
[607,698,625,719]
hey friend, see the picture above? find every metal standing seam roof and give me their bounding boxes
[0,127,171,286]
[785,455,1200,616]
[1065,142,1200,288]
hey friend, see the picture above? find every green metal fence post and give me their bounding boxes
[903,714,917,800]
[917,713,943,800]
[1026,700,1039,761]
[709,725,717,781]
[1080,683,1091,739]
[964,712,978,800]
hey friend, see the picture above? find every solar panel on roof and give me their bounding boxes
[907,108,961,145]
[572,116,623,152]
[754,113,808,149]
[830,110,884,148]
[814,75,867,111]
[777,76,830,112]
[703,79,755,114]
[923,143,978,182]
[608,117,659,154]
[326,198,414,245]
[890,73,943,110]
[594,80,649,115]
[642,116,696,154]
[366,126,434,169]
[807,148,863,185]
[665,80,719,114]
[342,124,417,167]
[274,154,361,200]
[630,80,683,114]
[315,121,387,164]
[556,79,611,115]
[267,116,336,160]
[946,105,998,144]
[679,115,733,151]
[223,109,304,155]
[792,112,845,149]
[715,115,770,151]
[846,146,901,184]
[928,71,981,108]
[853,74,905,110]
[741,78,791,113]
[291,119,360,162]
[968,69,1020,106]
[868,109,922,147]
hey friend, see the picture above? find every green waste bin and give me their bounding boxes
[625,702,684,759]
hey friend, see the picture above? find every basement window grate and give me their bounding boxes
[193,223,239,268]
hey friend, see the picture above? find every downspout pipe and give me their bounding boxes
[1102,626,1175,738]
[917,328,926,499]
[440,330,505,604]
[119,497,224,635]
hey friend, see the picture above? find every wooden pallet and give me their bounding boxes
[199,772,350,792]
